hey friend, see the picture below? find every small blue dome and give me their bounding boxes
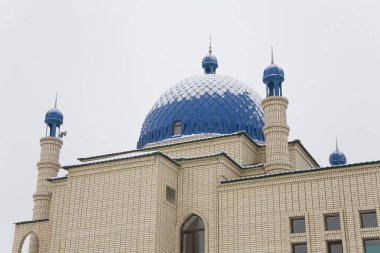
[263,64,284,83]
[202,54,218,74]
[329,150,347,166]
[45,108,63,126]
[137,75,265,148]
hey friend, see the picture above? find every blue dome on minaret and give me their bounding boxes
[137,47,265,148]
[263,48,285,97]
[44,95,63,137]
[329,139,347,166]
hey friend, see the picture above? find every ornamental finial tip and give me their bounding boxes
[271,46,274,64]
[209,35,212,54]
[336,137,339,151]
[54,93,58,109]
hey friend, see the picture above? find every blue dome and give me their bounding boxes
[329,150,347,166]
[263,64,284,83]
[45,108,63,126]
[137,75,265,148]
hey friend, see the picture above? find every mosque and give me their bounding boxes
[12,45,380,253]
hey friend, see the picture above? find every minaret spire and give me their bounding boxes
[271,46,274,64]
[209,35,212,54]
[54,93,58,109]
[336,137,339,151]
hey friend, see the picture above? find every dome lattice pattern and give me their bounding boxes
[137,75,265,148]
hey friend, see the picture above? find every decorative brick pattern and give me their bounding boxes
[262,97,292,173]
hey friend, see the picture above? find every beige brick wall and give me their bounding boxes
[262,96,292,173]
[47,179,67,252]
[12,132,378,253]
[47,155,167,252]
[175,157,219,253]
[218,163,380,253]
[155,158,179,253]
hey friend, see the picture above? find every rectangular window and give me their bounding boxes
[291,217,306,233]
[166,186,176,205]
[293,243,307,253]
[327,241,343,253]
[364,239,380,253]
[361,211,378,228]
[325,214,341,231]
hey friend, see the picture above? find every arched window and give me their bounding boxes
[181,215,205,253]
[173,121,182,136]
[20,232,39,253]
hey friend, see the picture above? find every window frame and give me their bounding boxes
[180,215,205,253]
[363,238,380,253]
[290,216,306,234]
[165,185,176,206]
[360,210,378,229]
[292,243,307,253]
[324,213,341,231]
[327,240,343,253]
[173,120,182,136]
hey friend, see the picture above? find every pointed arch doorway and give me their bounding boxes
[180,215,205,253]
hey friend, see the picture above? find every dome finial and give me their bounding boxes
[202,37,218,74]
[209,35,212,54]
[54,93,58,109]
[271,46,274,64]
[336,136,339,151]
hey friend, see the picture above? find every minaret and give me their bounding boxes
[262,48,292,173]
[29,97,64,253]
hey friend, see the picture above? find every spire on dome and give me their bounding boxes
[209,35,212,54]
[54,93,58,109]
[202,37,218,74]
[271,46,274,64]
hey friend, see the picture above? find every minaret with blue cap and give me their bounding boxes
[44,94,64,137]
[329,138,347,165]
[263,47,285,96]
[262,48,292,173]
[28,96,65,253]
[202,37,218,74]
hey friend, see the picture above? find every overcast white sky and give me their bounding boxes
[1,0,380,251]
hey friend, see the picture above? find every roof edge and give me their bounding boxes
[221,160,380,184]
[77,131,260,162]
[15,219,49,225]
[289,139,320,167]
[47,176,68,182]
[174,152,242,169]
[64,151,179,170]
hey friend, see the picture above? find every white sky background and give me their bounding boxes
[1,0,380,251]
